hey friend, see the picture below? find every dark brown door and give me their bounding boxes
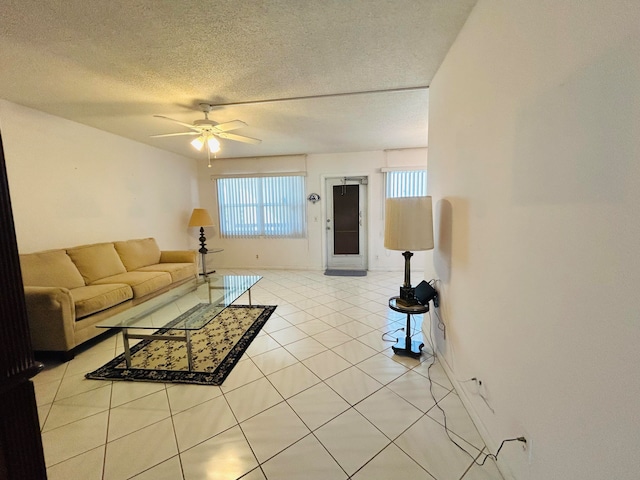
[326,177,367,270]
[333,184,360,254]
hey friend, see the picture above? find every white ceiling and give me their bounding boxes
[0,0,476,160]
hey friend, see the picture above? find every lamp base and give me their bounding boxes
[397,286,418,307]
[198,227,208,255]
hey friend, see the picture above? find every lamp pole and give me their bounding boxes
[198,227,208,277]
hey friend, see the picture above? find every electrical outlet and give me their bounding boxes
[517,432,532,465]
[470,377,481,391]
[524,437,533,464]
[467,377,487,397]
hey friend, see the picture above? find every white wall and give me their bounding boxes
[0,100,199,252]
[427,1,640,479]
[196,148,429,272]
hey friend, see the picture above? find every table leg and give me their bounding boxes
[391,313,424,358]
[185,329,193,371]
[123,329,132,368]
[200,252,207,279]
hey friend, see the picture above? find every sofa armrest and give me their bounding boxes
[23,286,77,352]
[160,250,196,264]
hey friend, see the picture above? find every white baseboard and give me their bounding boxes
[215,265,412,273]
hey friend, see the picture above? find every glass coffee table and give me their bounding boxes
[96,274,262,371]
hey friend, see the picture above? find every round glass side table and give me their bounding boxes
[388,296,429,358]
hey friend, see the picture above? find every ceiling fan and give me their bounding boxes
[151,103,261,166]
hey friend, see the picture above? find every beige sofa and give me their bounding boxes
[20,238,197,359]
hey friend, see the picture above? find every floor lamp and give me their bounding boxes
[188,208,214,278]
[384,196,434,357]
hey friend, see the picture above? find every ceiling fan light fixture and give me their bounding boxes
[207,136,221,153]
[152,106,261,159]
[190,136,205,151]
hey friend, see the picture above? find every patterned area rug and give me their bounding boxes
[85,304,276,385]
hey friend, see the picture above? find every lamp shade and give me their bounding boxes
[188,208,214,227]
[207,136,221,153]
[191,136,205,151]
[384,196,434,251]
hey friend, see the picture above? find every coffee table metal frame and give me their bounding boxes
[97,274,262,371]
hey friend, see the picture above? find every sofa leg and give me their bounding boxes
[33,350,75,364]
[59,350,75,362]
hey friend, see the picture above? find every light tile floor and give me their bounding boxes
[34,269,504,480]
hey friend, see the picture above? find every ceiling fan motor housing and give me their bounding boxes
[193,119,218,131]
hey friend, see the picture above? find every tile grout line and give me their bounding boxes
[39,269,500,480]
[164,383,187,480]
[259,366,351,478]
[101,380,114,480]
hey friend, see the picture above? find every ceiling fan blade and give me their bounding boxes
[150,132,200,138]
[213,120,247,132]
[153,115,198,130]
[217,132,262,144]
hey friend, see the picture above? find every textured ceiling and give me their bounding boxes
[0,0,476,160]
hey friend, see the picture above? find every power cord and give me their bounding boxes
[422,314,525,465]
[410,313,419,338]
[382,312,423,345]
[381,327,404,342]
[477,380,495,415]
[427,279,446,333]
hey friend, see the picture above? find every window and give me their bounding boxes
[385,170,427,198]
[216,175,306,238]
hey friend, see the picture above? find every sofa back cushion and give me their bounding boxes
[19,249,86,289]
[67,243,127,284]
[114,238,162,271]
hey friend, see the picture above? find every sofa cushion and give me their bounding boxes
[160,250,197,264]
[92,271,172,298]
[67,243,127,284]
[70,284,133,319]
[137,263,196,283]
[20,250,86,289]
[114,238,162,271]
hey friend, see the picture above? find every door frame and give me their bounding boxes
[322,175,369,271]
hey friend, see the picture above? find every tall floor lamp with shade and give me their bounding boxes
[188,208,214,278]
[384,196,438,357]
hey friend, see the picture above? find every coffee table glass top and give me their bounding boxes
[96,274,262,331]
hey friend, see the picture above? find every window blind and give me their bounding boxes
[385,170,427,198]
[217,175,306,238]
